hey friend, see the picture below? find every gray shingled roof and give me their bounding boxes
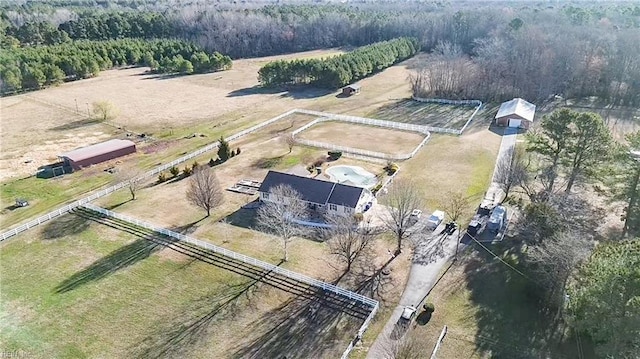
[327,183,363,208]
[258,171,364,208]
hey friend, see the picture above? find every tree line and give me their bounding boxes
[258,37,419,89]
[410,18,640,105]
[2,11,173,46]
[0,38,231,93]
[2,2,639,101]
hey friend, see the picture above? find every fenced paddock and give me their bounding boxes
[372,98,482,133]
[291,110,431,161]
[80,204,379,359]
[295,121,426,155]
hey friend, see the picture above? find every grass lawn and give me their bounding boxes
[369,100,479,130]
[401,129,501,220]
[0,216,368,359]
[295,120,427,155]
[1,173,113,228]
[402,245,596,359]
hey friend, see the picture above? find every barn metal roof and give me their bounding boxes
[258,171,364,208]
[60,139,136,162]
[495,98,536,122]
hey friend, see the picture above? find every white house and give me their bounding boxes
[258,171,374,216]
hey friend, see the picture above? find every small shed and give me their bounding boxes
[60,139,136,171]
[341,84,361,96]
[495,98,536,129]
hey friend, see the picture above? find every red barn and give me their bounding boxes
[60,139,136,171]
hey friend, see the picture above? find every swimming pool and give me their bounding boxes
[326,165,377,188]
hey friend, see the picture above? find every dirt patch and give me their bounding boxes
[296,121,426,156]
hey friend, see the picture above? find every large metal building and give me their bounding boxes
[59,139,136,171]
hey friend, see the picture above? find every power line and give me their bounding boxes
[466,231,533,282]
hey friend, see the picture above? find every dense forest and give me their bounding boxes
[258,37,419,88]
[2,1,640,100]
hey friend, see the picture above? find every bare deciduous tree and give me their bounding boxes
[494,145,531,200]
[381,329,430,359]
[117,169,143,200]
[256,184,309,262]
[325,214,377,273]
[526,231,592,308]
[92,100,118,122]
[186,166,224,217]
[280,133,296,153]
[380,180,423,254]
[441,191,471,223]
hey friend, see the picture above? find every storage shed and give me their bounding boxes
[495,98,536,129]
[60,139,136,171]
[341,84,361,96]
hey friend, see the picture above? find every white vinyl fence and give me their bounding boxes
[1,101,473,241]
[411,96,483,135]
[291,116,431,161]
[0,110,298,242]
[80,204,379,359]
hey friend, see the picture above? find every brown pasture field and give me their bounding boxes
[0,48,419,183]
[295,121,426,155]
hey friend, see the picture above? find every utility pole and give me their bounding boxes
[622,150,640,237]
[454,229,461,261]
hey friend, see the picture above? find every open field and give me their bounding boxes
[403,247,595,359]
[0,212,376,359]
[370,99,478,130]
[402,128,502,220]
[295,121,427,155]
[1,49,418,224]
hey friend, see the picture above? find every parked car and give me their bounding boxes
[467,214,487,236]
[426,210,445,230]
[400,305,417,321]
[410,209,422,218]
[487,205,507,233]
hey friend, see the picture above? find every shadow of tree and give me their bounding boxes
[55,237,162,293]
[411,232,448,265]
[50,118,102,131]
[252,156,285,169]
[224,206,258,230]
[461,248,595,358]
[132,279,265,358]
[230,291,368,359]
[227,85,333,99]
[415,311,432,326]
[43,211,91,240]
[53,208,168,293]
[64,206,375,358]
[389,319,411,340]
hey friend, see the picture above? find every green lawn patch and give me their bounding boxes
[0,215,364,358]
